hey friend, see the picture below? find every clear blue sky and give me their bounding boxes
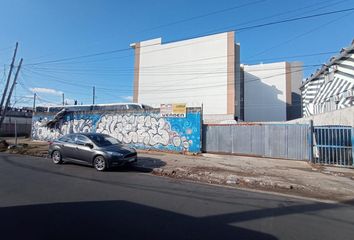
[0,0,353,107]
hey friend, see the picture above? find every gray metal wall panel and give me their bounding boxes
[251,125,264,156]
[205,126,218,152]
[203,124,310,161]
[232,126,252,154]
[287,125,297,159]
[218,126,232,153]
[287,125,308,160]
[269,125,289,159]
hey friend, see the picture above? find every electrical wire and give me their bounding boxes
[245,10,354,60]
[21,65,313,95]
[197,0,349,36]
[21,63,318,92]
[23,6,354,67]
[137,0,267,33]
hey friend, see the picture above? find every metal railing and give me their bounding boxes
[313,126,353,166]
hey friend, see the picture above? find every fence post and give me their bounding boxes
[351,128,354,167]
[309,120,314,162]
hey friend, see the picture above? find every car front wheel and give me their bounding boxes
[94,156,107,171]
[52,150,63,164]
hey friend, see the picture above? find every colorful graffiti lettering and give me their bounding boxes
[95,114,192,150]
[31,110,201,153]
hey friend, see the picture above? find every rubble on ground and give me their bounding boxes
[0,140,9,151]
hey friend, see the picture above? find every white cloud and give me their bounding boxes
[29,87,63,96]
[121,96,133,102]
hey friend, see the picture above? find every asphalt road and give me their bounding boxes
[0,153,354,240]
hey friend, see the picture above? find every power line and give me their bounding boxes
[25,0,266,65]
[237,7,354,32]
[19,68,310,107]
[25,47,131,66]
[21,63,319,92]
[25,64,311,76]
[23,6,354,67]
[244,51,338,64]
[23,49,338,75]
[245,10,354,60]
[197,0,349,36]
[137,0,267,33]
[21,65,313,96]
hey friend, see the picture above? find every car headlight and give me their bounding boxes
[106,151,123,157]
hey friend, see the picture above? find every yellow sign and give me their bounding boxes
[160,103,186,118]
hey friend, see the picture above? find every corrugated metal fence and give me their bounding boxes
[203,124,311,161]
[0,123,32,137]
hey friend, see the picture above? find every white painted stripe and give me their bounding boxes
[337,65,354,76]
[334,72,354,83]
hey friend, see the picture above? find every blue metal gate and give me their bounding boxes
[313,126,354,166]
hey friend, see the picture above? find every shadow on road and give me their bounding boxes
[0,200,278,240]
[114,156,166,173]
[57,156,166,173]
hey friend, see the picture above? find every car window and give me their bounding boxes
[87,134,120,147]
[59,135,75,143]
[58,136,69,142]
[75,135,91,146]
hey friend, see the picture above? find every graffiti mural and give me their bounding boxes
[32,110,201,153]
[32,117,94,141]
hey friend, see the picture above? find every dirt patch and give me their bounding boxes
[1,138,49,158]
[152,166,351,201]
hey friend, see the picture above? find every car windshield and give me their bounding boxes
[86,134,120,147]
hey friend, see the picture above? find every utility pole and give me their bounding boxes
[0,58,23,128]
[0,42,18,114]
[92,86,95,105]
[14,119,17,145]
[62,93,65,106]
[32,93,36,112]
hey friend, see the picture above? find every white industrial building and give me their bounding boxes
[131,32,241,121]
[301,40,354,117]
[131,31,303,122]
[242,62,303,122]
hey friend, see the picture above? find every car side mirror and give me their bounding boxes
[85,143,94,149]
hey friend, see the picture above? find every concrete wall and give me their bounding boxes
[243,62,302,122]
[132,32,238,118]
[244,62,287,121]
[288,105,354,127]
[288,62,303,120]
[31,108,202,153]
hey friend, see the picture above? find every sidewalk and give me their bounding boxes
[137,151,354,202]
[2,137,354,202]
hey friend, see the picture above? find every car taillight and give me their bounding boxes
[48,141,53,145]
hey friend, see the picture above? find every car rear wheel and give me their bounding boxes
[52,150,63,164]
[94,156,107,171]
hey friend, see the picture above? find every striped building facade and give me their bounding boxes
[301,40,354,117]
